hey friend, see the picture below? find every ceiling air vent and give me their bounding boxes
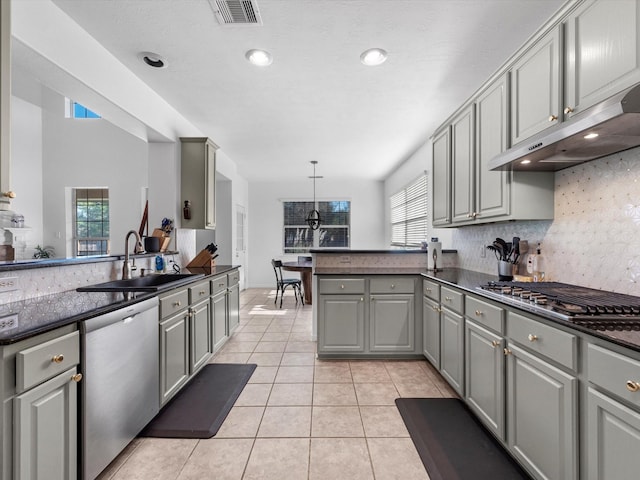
[210,0,263,25]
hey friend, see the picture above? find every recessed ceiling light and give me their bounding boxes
[520,159,531,165]
[360,48,388,66]
[245,49,273,66]
[138,52,167,69]
[584,132,599,139]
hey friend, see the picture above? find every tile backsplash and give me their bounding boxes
[453,149,640,295]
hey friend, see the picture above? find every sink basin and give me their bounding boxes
[77,273,204,292]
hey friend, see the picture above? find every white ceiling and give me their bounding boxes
[39,0,565,182]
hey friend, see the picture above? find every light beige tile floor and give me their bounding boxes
[97,288,457,480]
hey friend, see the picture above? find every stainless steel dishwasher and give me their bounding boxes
[80,296,159,480]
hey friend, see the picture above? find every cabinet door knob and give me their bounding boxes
[491,340,500,348]
[52,354,64,364]
[390,284,395,289]
[445,296,452,302]
[528,334,538,342]
[173,301,181,307]
[71,373,83,383]
[563,106,574,114]
[360,297,364,302]
[548,114,558,122]
[503,348,512,356]
[340,284,345,289]
[2,191,16,198]
[626,380,640,392]
[475,310,483,316]
[425,288,432,293]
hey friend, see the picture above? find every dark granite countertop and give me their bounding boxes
[314,266,640,353]
[309,249,457,254]
[0,265,239,345]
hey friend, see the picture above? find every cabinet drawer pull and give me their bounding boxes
[199,290,207,296]
[425,288,432,293]
[390,284,395,289]
[528,334,538,342]
[491,340,500,348]
[71,373,83,383]
[341,284,345,289]
[503,348,512,356]
[2,191,16,198]
[360,297,364,302]
[626,380,640,392]
[475,310,483,316]
[445,296,452,302]
[173,301,182,307]
[52,354,64,364]
[564,106,574,114]
[548,114,558,122]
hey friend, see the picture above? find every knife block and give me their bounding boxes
[186,248,216,274]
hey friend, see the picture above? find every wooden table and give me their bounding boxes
[282,260,313,305]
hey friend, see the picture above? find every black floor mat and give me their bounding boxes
[140,363,257,438]
[395,398,532,480]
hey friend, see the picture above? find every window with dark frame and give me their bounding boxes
[74,188,110,256]
[390,174,428,247]
[283,200,350,253]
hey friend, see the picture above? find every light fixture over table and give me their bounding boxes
[306,161,323,230]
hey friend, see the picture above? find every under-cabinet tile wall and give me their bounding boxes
[453,149,640,295]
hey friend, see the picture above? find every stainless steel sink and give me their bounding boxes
[77,273,204,292]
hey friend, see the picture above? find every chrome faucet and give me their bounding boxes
[122,230,145,280]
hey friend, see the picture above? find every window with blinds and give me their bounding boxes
[390,174,428,247]
[283,200,350,253]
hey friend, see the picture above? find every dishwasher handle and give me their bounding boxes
[82,297,159,333]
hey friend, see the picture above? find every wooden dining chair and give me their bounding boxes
[271,259,304,308]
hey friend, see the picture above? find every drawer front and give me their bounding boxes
[160,289,189,319]
[422,279,440,302]
[370,277,415,294]
[228,270,240,286]
[319,278,365,295]
[16,331,80,392]
[441,286,464,314]
[588,343,640,409]
[507,311,577,371]
[465,295,504,334]
[189,279,211,303]
[211,275,228,296]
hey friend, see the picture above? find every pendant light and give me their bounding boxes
[306,161,323,230]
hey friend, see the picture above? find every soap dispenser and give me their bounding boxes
[532,243,545,282]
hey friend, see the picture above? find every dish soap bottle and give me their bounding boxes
[532,243,545,282]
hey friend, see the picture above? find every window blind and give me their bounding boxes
[390,174,428,247]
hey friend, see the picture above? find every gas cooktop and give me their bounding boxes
[477,281,640,331]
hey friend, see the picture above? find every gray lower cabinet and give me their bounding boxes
[227,282,240,334]
[586,342,640,479]
[318,294,365,353]
[369,294,414,352]
[159,311,189,405]
[14,367,78,480]
[464,320,505,441]
[189,298,212,374]
[1,326,79,480]
[506,343,578,480]
[439,306,464,395]
[586,388,640,480]
[212,290,228,351]
[422,296,440,367]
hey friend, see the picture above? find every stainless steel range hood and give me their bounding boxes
[488,82,640,171]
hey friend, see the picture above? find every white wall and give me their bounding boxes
[10,96,43,257]
[248,179,385,288]
[383,140,454,248]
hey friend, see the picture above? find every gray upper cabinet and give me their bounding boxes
[431,127,451,226]
[180,138,219,230]
[475,74,510,221]
[0,0,11,207]
[565,0,640,118]
[510,25,563,145]
[451,105,476,224]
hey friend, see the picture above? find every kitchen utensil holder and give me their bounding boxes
[498,260,515,281]
[186,248,216,274]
